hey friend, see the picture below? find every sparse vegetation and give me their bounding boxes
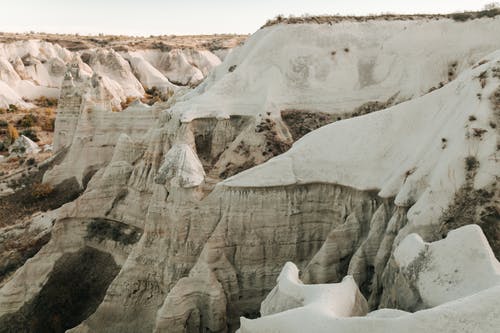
[17,114,38,127]
[491,85,500,112]
[256,118,292,157]
[0,151,83,228]
[86,219,142,245]
[351,95,398,117]
[31,182,54,199]
[0,141,7,152]
[20,128,40,142]
[262,8,500,28]
[41,117,55,132]
[465,155,479,172]
[281,110,334,140]
[142,86,174,105]
[450,6,500,22]
[7,104,18,113]
[7,124,19,143]
[439,155,498,255]
[34,96,58,107]
[0,31,247,52]
[26,157,36,166]
[478,70,488,88]
[120,96,136,110]
[472,127,488,139]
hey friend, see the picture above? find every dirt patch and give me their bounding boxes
[0,150,82,228]
[216,118,292,179]
[0,246,120,333]
[0,232,51,285]
[490,85,500,121]
[257,118,293,158]
[281,97,397,141]
[192,116,252,173]
[85,219,142,246]
[281,110,334,141]
[219,158,257,179]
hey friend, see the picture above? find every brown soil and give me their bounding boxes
[0,232,51,285]
[0,150,82,228]
[0,104,56,167]
[281,110,334,141]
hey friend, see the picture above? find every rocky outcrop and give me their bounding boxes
[0,40,226,109]
[380,224,500,310]
[44,67,158,187]
[239,224,500,333]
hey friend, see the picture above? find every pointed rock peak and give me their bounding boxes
[155,144,205,188]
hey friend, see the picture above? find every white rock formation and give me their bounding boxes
[127,48,221,86]
[173,17,500,122]
[259,262,368,317]
[1,16,500,333]
[8,135,40,155]
[0,40,224,109]
[239,225,500,333]
[155,144,205,188]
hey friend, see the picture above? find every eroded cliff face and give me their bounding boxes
[1,17,500,333]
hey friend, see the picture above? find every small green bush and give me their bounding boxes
[0,141,7,152]
[18,114,38,127]
[465,156,479,171]
[21,128,40,142]
[7,104,17,113]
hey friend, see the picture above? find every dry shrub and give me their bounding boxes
[142,86,173,105]
[34,96,58,107]
[44,108,55,117]
[20,128,39,142]
[18,114,38,127]
[35,108,56,131]
[7,124,19,143]
[261,9,500,28]
[31,183,54,199]
[120,96,136,110]
[41,118,55,132]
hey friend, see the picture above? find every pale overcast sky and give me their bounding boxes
[0,0,496,35]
